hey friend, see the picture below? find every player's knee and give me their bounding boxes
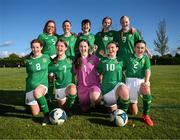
[67,85,77,95]
[31,108,40,116]
[33,89,42,99]
[117,85,129,99]
[131,111,138,115]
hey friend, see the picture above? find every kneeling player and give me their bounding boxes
[97,41,130,119]
[124,40,154,126]
[25,39,50,126]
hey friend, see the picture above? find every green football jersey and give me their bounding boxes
[115,30,141,60]
[95,30,116,58]
[124,54,151,79]
[48,57,74,89]
[97,57,124,95]
[38,33,58,57]
[75,33,95,55]
[25,54,50,92]
[58,34,77,59]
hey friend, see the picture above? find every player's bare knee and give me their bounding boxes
[33,90,41,99]
[131,110,138,115]
[67,85,77,95]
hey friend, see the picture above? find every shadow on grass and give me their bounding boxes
[88,115,143,127]
[88,118,114,126]
[0,90,32,118]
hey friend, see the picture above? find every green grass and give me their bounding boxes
[0,66,180,139]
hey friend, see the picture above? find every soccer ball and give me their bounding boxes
[49,108,67,125]
[112,109,128,127]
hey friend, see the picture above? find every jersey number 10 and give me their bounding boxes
[106,64,115,71]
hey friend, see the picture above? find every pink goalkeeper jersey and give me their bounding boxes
[74,55,100,87]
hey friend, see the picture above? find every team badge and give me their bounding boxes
[89,35,92,40]
[142,59,145,65]
[43,58,47,63]
[88,60,94,65]
[68,59,72,64]
[129,34,132,37]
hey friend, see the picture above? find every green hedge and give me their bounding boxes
[151,56,180,65]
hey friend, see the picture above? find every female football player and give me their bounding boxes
[95,16,116,59]
[124,40,154,126]
[115,16,152,61]
[37,20,58,59]
[75,19,96,55]
[58,20,77,59]
[97,41,129,119]
[25,39,50,126]
[74,39,101,112]
[48,39,77,115]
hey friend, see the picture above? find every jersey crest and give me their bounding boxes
[43,58,48,63]
[88,59,94,65]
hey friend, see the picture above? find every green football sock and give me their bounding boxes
[66,94,77,108]
[143,94,152,115]
[117,98,130,113]
[37,96,49,115]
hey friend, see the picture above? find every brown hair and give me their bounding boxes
[74,39,91,69]
[81,19,91,32]
[52,39,68,64]
[43,20,57,35]
[28,39,43,57]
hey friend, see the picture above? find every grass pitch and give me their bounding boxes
[0,66,180,139]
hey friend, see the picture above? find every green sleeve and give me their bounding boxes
[145,55,151,70]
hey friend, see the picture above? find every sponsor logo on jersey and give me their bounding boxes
[103,36,108,41]
[122,36,126,43]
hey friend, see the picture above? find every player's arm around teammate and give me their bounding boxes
[25,39,51,126]
[124,40,153,126]
[97,41,130,118]
[115,16,152,61]
[74,39,101,112]
[48,39,77,115]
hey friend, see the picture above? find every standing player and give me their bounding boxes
[97,41,129,118]
[124,40,154,126]
[74,39,101,112]
[59,20,77,59]
[25,39,50,126]
[37,20,58,104]
[75,19,96,55]
[37,20,58,59]
[48,39,77,115]
[115,16,152,61]
[95,16,116,59]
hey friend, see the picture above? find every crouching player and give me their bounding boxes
[124,40,154,126]
[25,39,50,126]
[97,41,130,119]
[48,39,77,115]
